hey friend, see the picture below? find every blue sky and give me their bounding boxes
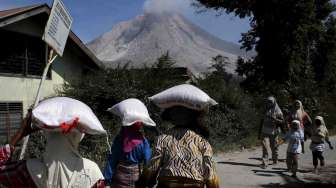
[0,0,250,44]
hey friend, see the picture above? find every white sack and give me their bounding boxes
[33,97,106,135]
[107,98,156,127]
[149,84,218,111]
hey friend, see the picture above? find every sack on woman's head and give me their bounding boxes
[33,97,106,135]
[107,98,156,127]
[149,84,217,111]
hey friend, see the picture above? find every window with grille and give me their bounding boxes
[0,29,51,78]
[0,102,23,144]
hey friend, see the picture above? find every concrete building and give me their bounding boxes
[0,4,101,143]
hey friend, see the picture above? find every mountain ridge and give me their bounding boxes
[87,12,252,74]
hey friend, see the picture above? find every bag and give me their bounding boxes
[107,98,156,126]
[149,84,217,111]
[32,97,106,135]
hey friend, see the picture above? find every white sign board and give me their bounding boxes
[42,0,73,56]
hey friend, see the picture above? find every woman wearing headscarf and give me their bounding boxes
[309,116,333,173]
[258,96,284,168]
[104,98,155,188]
[288,100,312,153]
[0,111,105,188]
[103,122,151,188]
[140,85,219,188]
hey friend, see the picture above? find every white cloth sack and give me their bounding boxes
[149,84,218,111]
[33,97,106,135]
[107,98,156,126]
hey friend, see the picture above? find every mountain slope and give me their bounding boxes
[87,12,251,74]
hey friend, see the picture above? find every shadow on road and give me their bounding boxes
[272,167,312,173]
[300,164,336,185]
[248,157,262,161]
[257,165,336,187]
[254,173,276,177]
[252,169,288,174]
[217,161,260,167]
[260,182,335,188]
[249,157,286,162]
[258,171,305,188]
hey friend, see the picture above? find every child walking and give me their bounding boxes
[309,116,334,173]
[283,120,304,177]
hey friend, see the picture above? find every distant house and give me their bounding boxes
[0,4,101,143]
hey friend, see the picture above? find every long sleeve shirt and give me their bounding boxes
[103,135,151,182]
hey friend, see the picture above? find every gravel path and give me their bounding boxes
[214,137,336,187]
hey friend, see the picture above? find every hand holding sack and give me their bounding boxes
[107,98,156,127]
[149,84,218,111]
[32,97,106,135]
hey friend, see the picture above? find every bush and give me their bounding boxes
[196,56,261,150]
[56,64,186,167]
[24,55,275,169]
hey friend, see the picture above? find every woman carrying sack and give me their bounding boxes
[140,84,220,188]
[104,99,156,188]
[0,97,107,188]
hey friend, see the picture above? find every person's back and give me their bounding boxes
[28,132,104,188]
[27,157,103,188]
[104,98,156,188]
[143,85,219,188]
[156,127,215,182]
[0,114,105,188]
[103,129,151,187]
[142,127,218,188]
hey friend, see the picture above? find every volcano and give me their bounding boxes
[87,12,252,74]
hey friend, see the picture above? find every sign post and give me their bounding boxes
[19,0,72,159]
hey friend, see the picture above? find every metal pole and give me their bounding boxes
[19,49,57,160]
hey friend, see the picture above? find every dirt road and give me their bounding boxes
[214,137,336,187]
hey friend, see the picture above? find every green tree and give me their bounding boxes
[153,51,176,69]
[313,16,336,93]
[196,55,261,149]
[194,0,335,90]
[194,1,336,130]
[209,55,232,82]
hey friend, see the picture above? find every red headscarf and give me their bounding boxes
[121,121,145,153]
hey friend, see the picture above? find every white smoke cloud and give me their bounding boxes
[143,0,190,14]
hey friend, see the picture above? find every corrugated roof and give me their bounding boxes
[0,4,102,69]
